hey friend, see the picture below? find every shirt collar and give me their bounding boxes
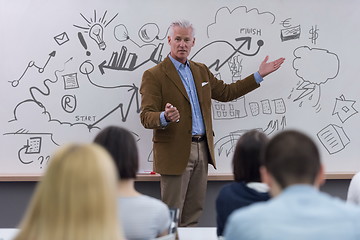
[169,54,190,70]
[246,182,269,193]
[282,184,318,195]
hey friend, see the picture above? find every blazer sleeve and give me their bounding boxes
[140,69,163,129]
[203,63,260,102]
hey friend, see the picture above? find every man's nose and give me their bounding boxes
[179,40,185,47]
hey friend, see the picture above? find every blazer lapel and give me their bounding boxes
[162,57,190,102]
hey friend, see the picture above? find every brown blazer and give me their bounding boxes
[140,56,260,175]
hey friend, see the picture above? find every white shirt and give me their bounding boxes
[347,172,360,204]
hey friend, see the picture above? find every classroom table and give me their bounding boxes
[0,228,217,240]
[177,227,217,240]
[0,228,18,240]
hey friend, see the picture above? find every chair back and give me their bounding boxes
[168,208,180,234]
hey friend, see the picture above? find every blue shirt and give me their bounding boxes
[224,185,360,240]
[160,56,264,134]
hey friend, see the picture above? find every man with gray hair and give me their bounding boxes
[140,19,285,226]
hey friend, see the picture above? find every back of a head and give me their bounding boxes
[94,126,139,180]
[262,130,321,189]
[233,129,269,182]
[15,143,123,240]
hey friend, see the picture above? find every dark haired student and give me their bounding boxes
[216,130,270,236]
[94,126,171,240]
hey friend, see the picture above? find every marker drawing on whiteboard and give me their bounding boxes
[170,105,180,123]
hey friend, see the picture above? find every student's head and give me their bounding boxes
[168,20,195,64]
[15,143,123,240]
[261,130,324,194]
[94,126,139,180]
[233,129,269,183]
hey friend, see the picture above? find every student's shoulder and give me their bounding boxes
[219,182,237,192]
[225,201,269,237]
[350,172,360,185]
[333,197,360,214]
[218,182,249,196]
[237,201,269,214]
[139,195,169,209]
[216,183,239,199]
[314,191,360,219]
[229,199,271,221]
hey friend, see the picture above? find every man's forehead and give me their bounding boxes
[173,27,193,36]
[173,34,193,38]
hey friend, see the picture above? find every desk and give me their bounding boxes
[177,227,217,240]
[0,228,18,240]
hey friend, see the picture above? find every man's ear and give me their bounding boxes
[315,164,326,187]
[192,37,196,47]
[167,36,171,45]
[260,166,270,185]
[260,166,282,197]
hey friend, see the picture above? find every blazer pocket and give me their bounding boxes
[153,134,172,143]
[202,82,208,87]
[201,83,211,99]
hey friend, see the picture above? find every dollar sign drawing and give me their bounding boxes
[309,25,319,44]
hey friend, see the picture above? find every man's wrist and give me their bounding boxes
[164,112,170,122]
[254,71,264,84]
[160,112,169,126]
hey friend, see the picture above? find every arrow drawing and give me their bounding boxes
[9,51,56,87]
[190,38,263,72]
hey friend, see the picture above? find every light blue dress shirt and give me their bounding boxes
[224,184,360,240]
[160,55,263,133]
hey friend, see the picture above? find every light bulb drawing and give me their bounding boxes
[89,23,106,50]
[74,10,118,51]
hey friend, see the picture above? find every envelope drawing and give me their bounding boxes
[202,82,208,87]
[54,32,69,46]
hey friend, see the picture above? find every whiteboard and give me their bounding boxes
[1,0,360,176]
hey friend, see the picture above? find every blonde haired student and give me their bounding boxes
[14,143,125,240]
